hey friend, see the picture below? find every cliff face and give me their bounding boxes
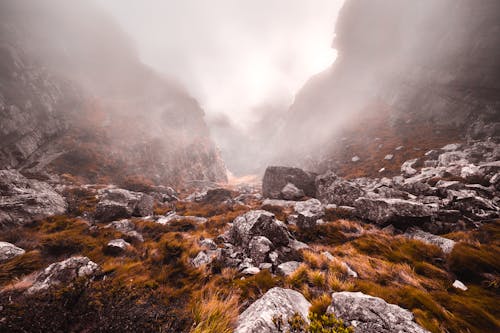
[280,0,500,172]
[0,0,227,185]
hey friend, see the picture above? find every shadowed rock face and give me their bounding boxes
[0,0,227,185]
[328,291,430,333]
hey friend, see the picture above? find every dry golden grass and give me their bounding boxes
[191,290,239,333]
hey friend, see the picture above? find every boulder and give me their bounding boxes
[235,287,311,333]
[192,251,212,268]
[405,228,456,254]
[294,198,324,229]
[452,280,468,291]
[0,169,66,227]
[95,188,154,222]
[316,172,365,206]
[401,159,419,177]
[327,292,430,333]
[0,241,25,262]
[276,261,301,276]
[105,239,131,255]
[198,188,233,204]
[248,236,273,266]
[27,256,100,294]
[354,197,433,227]
[230,210,290,248]
[262,166,316,199]
[281,183,305,200]
[107,220,144,243]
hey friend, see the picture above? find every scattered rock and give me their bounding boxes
[156,213,207,225]
[27,256,100,294]
[105,239,131,255]
[280,183,305,200]
[262,166,316,199]
[452,280,468,291]
[230,210,290,248]
[384,154,394,160]
[401,159,419,177]
[192,251,211,268]
[198,188,233,204]
[354,197,433,226]
[352,156,360,162]
[327,291,430,333]
[316,172,364,206]
[0,241,25,262]
[405,227,456,254]
[95,188,154,222]
[276,261,301,276]
[0,169,67,227]
[235,287,311,333]
[294,198,324,229]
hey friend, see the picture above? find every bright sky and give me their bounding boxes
[95,0,345,126]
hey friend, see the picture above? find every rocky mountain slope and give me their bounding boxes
[278,0,500,176]
[0,0,226,185]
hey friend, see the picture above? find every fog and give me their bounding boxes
[95,0,344,126]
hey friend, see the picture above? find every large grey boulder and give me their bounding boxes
[235,287,311,333]
[327,292,430,333]
[316,171,364,206]
[27,256,100,294]
[262,166,316,199]
[294,198,324,229]
[230,210,290,248]
[0,169,67,227]
[0,241,25,262]
[354,197,433,226]
[95,188,154,222]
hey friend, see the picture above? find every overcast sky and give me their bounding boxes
[95,0,345,127]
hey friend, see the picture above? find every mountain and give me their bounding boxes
[278,0,500,176]
[0,0,227,186]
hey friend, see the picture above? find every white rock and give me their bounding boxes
[0,241,25,262]
[277,261,301,276]
[452,280,468,291]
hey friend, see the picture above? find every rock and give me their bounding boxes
[405,228,456,254]
[343,262,358,278]
[235,287,311,333]
[352,156,361,162]
[0,169,67,227]
[316,171,365,206]
[95,188,154,222]
[198,188,233,204]
[327,292,430,333]
[249,236,273,265]
[105,239,131,255]
[107,219,135,233]
[442,143,461,151]
[241,265,260,275]
[0,241,25,262]
[354,197,433,227]
[288,239,309,251]
[156,213,208,225]
[276,261,301,276]
[262,198,297,208]
[259,263,273,271]
[401,159,419,177]
[384,154,394,160]
[262,166,316,199]
[294,198,324,229]
[452,280,468,291]
[27,256,100,294]
[230,210,290,248]
[192,251,212,268]
[280,183,305,200]
[199,238,218,251]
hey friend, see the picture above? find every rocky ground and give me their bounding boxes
[0,134,498,332]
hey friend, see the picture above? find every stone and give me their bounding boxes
[198,188,233,204]
[262,166,317,199]
[230,210,290,248]
[95,188,154,222]
[280,183,305,200]
[0,241,25,262]
[276,261,301,276]
[235,287,311,333]
[354,197,433,226]
[452,280,468,291]
[27,256,100,294]
[199,238,218,251]
[105,239,131,255]
[405,228,456,254]
[342,262,358,278]
[192,251,211,268]
[156,213,207,225]
[327,292,430,333]
[0,169,67,227]
[262,198,297,208]
[294,198,324,229]
[107,219,135,233]
[316,171,365,206]
[249,236,273,265]
[352,156,360,162]
[384,154,394,160]
[401,159,419,177]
